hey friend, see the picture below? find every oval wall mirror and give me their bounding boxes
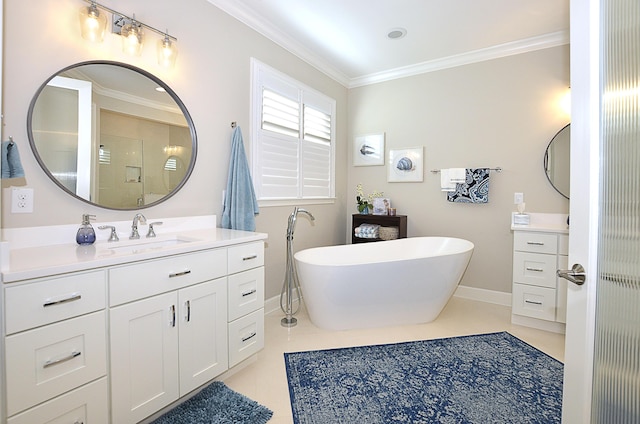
[27,61,197,210]
[543,123,570,199]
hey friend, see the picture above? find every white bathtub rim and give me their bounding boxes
[295,236,474,267]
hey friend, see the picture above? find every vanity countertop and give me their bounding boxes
[510,212,570,234]
[1,216,267,283]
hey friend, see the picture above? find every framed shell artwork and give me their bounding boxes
[388,147,424,182]
[353,133,385,166]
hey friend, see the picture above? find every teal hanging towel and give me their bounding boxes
[1,138,25,179]
[221,126,260,231]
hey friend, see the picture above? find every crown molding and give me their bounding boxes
[348,31,570,88]
[208,0,351,87]
[208,1,569,89]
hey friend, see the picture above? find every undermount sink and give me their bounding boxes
[101,236,198,255]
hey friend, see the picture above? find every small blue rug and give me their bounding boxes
[151,381,273,424]
[284,332,563,423]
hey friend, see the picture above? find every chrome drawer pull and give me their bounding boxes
[169,270,191,278]
[241,289,257,297]
[43,351,81,368]
[526,241,545,246]
[242,255,258,261]
[43,293,82,307]
[170,305,176,327]
[525,267,544,272]
[525,300,543,305]
[241,332,257,342]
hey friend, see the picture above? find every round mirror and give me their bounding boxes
[27,61,197,210]
[543,123,570,199]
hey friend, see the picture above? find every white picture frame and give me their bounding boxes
[372,197,391,215]
[353,133,385,166]
[388,147,424,182]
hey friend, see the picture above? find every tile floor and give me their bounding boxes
[222,297,566,424]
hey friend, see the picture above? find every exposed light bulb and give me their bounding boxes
[79,3,107,43]
[157,34,178,68]
[121,19,144,56]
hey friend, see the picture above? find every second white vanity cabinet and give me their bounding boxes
[511,225,568,333]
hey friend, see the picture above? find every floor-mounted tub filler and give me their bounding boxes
[280,207,315,327]
[294,237,474,331]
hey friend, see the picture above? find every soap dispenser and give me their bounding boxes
[76,214,97,245]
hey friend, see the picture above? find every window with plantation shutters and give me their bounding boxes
[251,59,335,202]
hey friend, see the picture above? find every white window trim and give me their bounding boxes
[250,58,336,206]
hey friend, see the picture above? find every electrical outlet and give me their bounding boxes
[514,192,524,205]
[11,188,34,213]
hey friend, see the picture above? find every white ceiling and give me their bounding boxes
[209,0,570,88]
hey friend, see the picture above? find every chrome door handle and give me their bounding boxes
[557,264,586,286]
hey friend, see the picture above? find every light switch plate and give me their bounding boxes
[514,192,524,205]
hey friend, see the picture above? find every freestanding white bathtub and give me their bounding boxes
[294,237,474,331]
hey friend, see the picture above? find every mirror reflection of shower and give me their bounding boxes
[281,207,315,327]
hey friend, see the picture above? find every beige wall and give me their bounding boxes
[1,0,349,299]
[1,0,569,299]
[348,46,570,293]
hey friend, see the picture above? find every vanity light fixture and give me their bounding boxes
[120,15,144,56]
[79,1,107,42]
[78,0,178,67]
[157,33,178,68]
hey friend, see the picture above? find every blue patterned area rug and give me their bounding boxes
[284,332,563,424]
[150,381,273,424]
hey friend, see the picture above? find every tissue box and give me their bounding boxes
[513,213,530,225]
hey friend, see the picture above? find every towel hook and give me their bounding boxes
[231,122,237,128]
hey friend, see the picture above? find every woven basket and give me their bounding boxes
[378,226,399,240]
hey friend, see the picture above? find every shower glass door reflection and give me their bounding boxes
[97,135,144,209]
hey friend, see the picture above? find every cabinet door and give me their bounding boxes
[178,278,228,394]
[110,292,179,424]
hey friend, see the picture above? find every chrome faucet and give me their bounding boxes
[130,213,147,239]
[286,207,315,240]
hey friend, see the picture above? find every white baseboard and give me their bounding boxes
[454,285,512,307]
[265,295,281,315]
[511,314,566,334]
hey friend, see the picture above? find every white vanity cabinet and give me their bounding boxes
[1,221,267,424]
[109,249,229,424]
[511,228,568,333]
[3,270,109,424]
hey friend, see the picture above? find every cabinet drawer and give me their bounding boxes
[513,232,558,254]
[228,242,264,275]
[228,267,265,321]
[5,270,106,335]
[7,377,108,424]
[512,252,557,288]
[228,308,264,368]
[512,283,556,321]
[5,311,107,416]
[109,248,227,306]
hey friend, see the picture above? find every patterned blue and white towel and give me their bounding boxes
[447,168,490,203]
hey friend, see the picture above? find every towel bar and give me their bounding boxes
[430,167,502,174]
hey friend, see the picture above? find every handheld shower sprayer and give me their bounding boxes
[281,207,315,327]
